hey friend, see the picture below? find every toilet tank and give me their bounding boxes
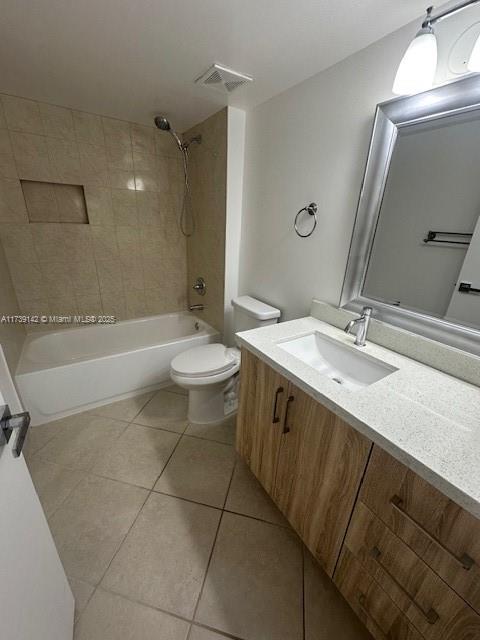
[232,296,281,333]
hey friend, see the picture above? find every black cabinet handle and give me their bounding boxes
[271,386,284,423]
[283,395,294,434]
[459,282,480,294]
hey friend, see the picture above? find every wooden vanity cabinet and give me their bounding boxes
[236,348,372,576]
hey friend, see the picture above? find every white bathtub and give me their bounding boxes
[16,312,220,425]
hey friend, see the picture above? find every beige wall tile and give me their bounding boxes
[97,258,123,294]
[48,294,78,317]
[68,261,100,295]
[9,261,45,298]
[134,170,159,192]
[31,223,68,262]
[22,180,59,222]
[78,143,108,186]
[73,111,104,145]
[124,289,147,318]
[54,184,87,223]
[84,186,114,225]
[91,225,118,261]
[101,291,126,319]
[0,101,6,128]
[75,292,103,316]
[47,138,81,183]
[41,262,74,297]
[155,130,181,158]
[111,188,137,225]
[2,95,44,134]
[133,151,156,172]
[0,177,29,223]
[62,225,94,261]
[10,132,53,181]
[0,224,35,263]
[0,130,17,179]
[109,168,135,190]
[0,93,188,329]
[131,124,155,155]
[102,117,131,148]
[107,144,133,171]
[39,104,75,140]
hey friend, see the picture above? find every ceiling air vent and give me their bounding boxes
[195,63,253,94]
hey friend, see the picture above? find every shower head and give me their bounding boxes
[154,116,171,131]
[154,115,183,152]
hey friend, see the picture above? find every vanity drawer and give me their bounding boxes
[360,446,480,614]
[344,501,480,639]
[334,547,423,640]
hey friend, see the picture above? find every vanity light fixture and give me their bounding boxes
[393,1,480,95]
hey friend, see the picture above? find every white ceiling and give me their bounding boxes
[0,0,443,131]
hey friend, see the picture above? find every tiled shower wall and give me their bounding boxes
[0,93,187,331]
[185,108,227,333]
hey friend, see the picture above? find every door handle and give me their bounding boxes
[271,386,284,423]
[0,404,31,457]
[283,395,294,434]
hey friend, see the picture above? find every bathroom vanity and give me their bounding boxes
[235,315,480,640]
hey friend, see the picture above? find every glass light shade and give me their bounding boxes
[392,30,438,95]
[467,32,480,71]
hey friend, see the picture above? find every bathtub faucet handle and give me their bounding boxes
[192,277,206,296]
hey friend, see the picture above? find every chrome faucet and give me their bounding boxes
[344,306,373,347]
[189,304,204,311]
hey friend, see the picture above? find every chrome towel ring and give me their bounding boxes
[294,202,318,238]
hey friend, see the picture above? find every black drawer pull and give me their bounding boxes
[282,395,294,434]
[390,495,475,571]
[271,386,284,424]
[370,546,439,625]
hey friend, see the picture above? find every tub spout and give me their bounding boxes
[189,304,204,311]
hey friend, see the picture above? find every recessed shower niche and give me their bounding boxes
[20,180,89,224]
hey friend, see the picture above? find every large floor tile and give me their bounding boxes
[195,512,303,640]
[90,391,155,422]
[225,459,288,526]
[134,390,188,433]
[304,549,373,640]
[102,492,221,618]
[75,589,190,640]
[185,414,236,445]
[37,414,128,471]
[92,423,179,488]
[165,384,188,396]
[188,626,227,640]
[23,418,69,459]
[28,457,84,517]
[68,576,95,622]
[154,436,235,507]
[49,475,148,584]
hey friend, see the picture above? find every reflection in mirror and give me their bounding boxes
[362,113,480,331]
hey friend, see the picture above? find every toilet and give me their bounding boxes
[170,296,281,424]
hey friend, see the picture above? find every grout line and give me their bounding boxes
[149,427,186,489]
[181,429,235,448]
[151,489,223,512]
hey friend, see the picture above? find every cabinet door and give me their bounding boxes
[236,349,289,494]
[273,384,372,576]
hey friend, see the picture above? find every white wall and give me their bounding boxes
[224,107,246,346]
[238,9,480,321]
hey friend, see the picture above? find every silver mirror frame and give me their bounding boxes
[341,74,480,357]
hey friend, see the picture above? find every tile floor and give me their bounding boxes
[24,385,372,640]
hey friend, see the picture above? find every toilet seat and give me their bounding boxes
[171,344,240,379]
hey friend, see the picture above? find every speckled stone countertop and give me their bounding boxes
[236,316,480,519]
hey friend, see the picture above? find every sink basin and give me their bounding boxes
[277,332,398,390]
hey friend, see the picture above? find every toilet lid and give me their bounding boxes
[171,344,240,378]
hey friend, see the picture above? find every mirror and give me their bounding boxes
[342,75,480,355]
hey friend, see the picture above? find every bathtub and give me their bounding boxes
[16,312,220,425]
